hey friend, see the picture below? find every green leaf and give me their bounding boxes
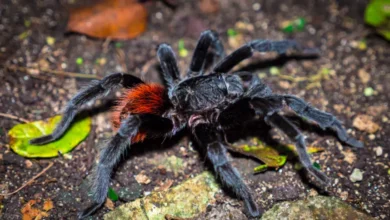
[76,57,83,65]
[282,17,306,33]
[365,0,389,26]
[8,115,91,158]
[228,138,324,173]
[365,0,390,40]
[178,39,188,57]
[108,187,119,201]
[227,28,238,37]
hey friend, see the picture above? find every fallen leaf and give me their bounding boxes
[341,149,357,164]
[199,0,220,14]
[67,0,147,40]
[135,171,151,184]
[21,200,49,220]
[353,114,380,133]
[158,179,174,191]
[228,138,323,173]
[42,199,54,211]
[8,115,91,158]
[108,187,119,202]
[105,198,115,210]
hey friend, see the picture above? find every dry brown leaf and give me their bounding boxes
[199,0,220,14]
[67,0,147,40]
[21,200,49,220]
[158,179,174,191]
[135,171,151,184]
[353,114,380,133]
[42,199,54,211]
[341,149,357,164]
[105,198,115,210]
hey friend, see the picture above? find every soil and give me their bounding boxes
[0,0,389,219]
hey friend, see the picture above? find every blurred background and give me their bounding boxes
[0,0,389,219]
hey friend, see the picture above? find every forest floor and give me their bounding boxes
[0,0,389,219]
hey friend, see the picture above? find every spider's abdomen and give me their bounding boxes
[111,83,170,142]
[171,74,243,113]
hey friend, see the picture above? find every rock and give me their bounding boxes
[104,172,220,220]
[135,171,151,185]
[353,114,380,133]
[118,182,142,202]
[350,168,363,183]
[374,146,383,157]
[261,196,374,220]
[358,69,370,84]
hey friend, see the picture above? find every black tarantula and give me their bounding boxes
[30,30,363,218]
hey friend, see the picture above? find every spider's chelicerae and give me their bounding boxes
[30,30,363,218]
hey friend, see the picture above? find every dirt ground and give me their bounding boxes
[0,0,389,219]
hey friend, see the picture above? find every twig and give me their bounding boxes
[4,64,101,79]
[0,162,54,196]
[0,113,30,123]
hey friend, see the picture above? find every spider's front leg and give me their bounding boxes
[30,73,143,145]
[193,123,261,217]
[79,114,173,219]
[187,30,225,76]
[213,39,319,73]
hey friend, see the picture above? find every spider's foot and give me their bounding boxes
[29,135,54,145]
[78,202,103,219]
[300,47,321,56]
[307,166,330,186]
[345,137,364,148]
[243,198,262,218]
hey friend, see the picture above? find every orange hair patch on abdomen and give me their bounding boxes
[111,83,170,143]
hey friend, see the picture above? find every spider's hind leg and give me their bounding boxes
[30,73,143,145]
[283,95,363,148]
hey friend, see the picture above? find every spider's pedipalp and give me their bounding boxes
[213,39,319,73]
[30,73,143,145]
[79,114,174,218]
[265,113,330,184]
[157,44,181,90]
[188,30,225,76]
[193,123,261,217]
[283,95,363,148]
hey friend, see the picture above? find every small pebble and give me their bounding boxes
[350,168,363,182]
[375,146,383,156]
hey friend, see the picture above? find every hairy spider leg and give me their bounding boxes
[263,113,329,184]
[187,30,225,76]
[30,73,143,145]
[282,95,363,148]
[193,124,261,217]
[157,44,181,90]
[213,39,319,73]
[79,114,173,219]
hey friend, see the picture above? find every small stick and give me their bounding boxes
[0,162,54,196]
[0,113,30,123]
[4,64,101,79]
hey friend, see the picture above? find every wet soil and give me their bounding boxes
[0,0,389,219]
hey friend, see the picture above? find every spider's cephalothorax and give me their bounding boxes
[30,30,363,218]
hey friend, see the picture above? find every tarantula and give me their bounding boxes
[30,30,363,218]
